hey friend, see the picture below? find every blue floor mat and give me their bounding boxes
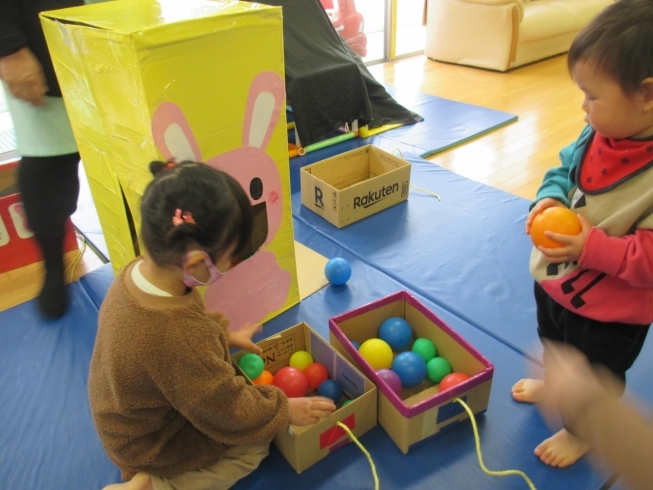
[287,88,517,163]
[0,220,609,490]
[292,152,540,360]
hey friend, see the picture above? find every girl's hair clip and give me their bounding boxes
[172,208,196,226]
[165,161,176,170]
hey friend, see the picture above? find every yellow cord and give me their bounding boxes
[336,421,379,490]
[454,398,537,490]
[410,184,441,201]
[64,231,87,282]
[392,148,441,201]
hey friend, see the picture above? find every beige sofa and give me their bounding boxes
[424,0,613,72]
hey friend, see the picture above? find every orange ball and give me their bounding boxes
[253,370,274,385]
[530,207,581,249]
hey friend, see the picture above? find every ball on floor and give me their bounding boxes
[324,257,352,286]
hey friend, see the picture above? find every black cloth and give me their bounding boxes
[262,0,423,146]
[0,0,83,97]
[534,281,650,384]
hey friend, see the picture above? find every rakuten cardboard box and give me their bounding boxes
[300,145,411,228]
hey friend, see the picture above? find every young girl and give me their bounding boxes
[89,161,336,490]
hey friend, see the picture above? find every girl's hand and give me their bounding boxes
[227,323,263,355]
[538,214,591,263]
[288,397,336,426]
[0,48,48,107]
[526,198,567,234]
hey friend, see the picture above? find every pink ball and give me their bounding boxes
[273,367,308,398]
[376,368,402,396]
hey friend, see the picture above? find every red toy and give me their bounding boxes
[320,0,368,58]
[439,372,470,392]
[273,366,309,398]
[304,362,329,390]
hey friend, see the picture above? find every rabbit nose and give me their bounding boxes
[250,178,263,200]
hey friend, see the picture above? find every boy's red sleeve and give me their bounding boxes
[579,228,653,288]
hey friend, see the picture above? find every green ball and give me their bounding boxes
[426,357,452,383]
[412,338,437,363]
[239,353,264,380]
[341,399,353,407]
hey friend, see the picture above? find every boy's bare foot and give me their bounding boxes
[103,473,153,490]
[512,378,544,403]
[534,428,590,467]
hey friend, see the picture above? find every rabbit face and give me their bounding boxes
[151,71,286,252]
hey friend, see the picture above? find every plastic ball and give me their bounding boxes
[317,379,343,402]
[376,368,402,396]
[238,353,264,380]
[530,207,581,249]
[426,357,452,383]
[289,350,314,371]
[439,372,471,392]
[350,340,361,351]
[304,362,329,390]
[391,352,427,388]
[359,338,394,370]
[379,317,413,350]
[324,257,352,286]
[272,367,308,398]
[412,338,437,363]
[252,370,274,385]
[341,399,353,407]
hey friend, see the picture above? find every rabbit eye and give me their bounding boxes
[250,178,263,200]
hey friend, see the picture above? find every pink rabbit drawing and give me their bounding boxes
[151,71,292,329]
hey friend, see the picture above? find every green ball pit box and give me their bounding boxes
[233,322,377,473]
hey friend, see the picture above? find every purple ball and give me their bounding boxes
[376,368,402,396]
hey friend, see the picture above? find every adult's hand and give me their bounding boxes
[0,47,48,106]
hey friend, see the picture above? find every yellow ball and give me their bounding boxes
[359,338,393,370]
[289,350,314,371]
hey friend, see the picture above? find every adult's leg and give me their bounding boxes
[17,153,80,318]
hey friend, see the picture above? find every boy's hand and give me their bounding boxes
[526,198,567,234]
[227,323,263,355]
[538,214,591,263]
[288,396,336,426]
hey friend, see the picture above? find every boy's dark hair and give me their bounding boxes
[568,0,653,93]
[141,161,253,267]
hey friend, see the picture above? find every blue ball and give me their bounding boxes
[317,379,343,402]
[391,352,427,388]
[379,317,413,350]
[350,340,361,351]
[324,257,352,286]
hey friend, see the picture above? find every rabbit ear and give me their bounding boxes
[242,72,285,150]
[151,102,202,162]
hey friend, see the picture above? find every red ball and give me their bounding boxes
[439,372,470,392]
[272,367,308,398]
[304,362,329,390]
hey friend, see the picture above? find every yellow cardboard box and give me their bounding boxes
[41,0,299,328]
[329,291,494,454]
[233,322,378,473]
[300,145,411,227]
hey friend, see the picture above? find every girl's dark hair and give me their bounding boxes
[141,161,253,267]
[568,0,653,93]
